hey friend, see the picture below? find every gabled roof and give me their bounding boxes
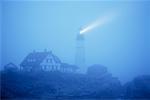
[4,62,17,68]
[20,51,61,67]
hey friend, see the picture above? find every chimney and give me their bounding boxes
[33,50,36,53]
[44,49,47,52]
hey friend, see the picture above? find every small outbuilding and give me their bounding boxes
[4,62,18,71]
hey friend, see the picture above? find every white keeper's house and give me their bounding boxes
[20,50,78,72]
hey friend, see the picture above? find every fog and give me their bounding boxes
[1,1,150,83]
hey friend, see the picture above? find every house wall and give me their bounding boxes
[40,54,61,71]
[21,65,42,72]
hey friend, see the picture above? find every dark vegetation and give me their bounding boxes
[1,64,150,99]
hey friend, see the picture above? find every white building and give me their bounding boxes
[20,50,78,72]
[20,50,61,71]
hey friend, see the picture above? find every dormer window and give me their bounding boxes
[46,59,52,63]
[28,59,36,62]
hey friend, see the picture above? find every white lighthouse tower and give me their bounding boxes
[75,13,115,73]
[75,33,85,73]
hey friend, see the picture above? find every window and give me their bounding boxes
[52,65,54,70]
[28,59,36,62]
[46,59,52,63]
[43,65,47,70]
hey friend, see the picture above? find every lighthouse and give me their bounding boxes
[75,33,85,73]
[75,13,115,73]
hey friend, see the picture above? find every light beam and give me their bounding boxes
[80,12,116,34]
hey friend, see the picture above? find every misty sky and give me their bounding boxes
[1,1,150,83]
